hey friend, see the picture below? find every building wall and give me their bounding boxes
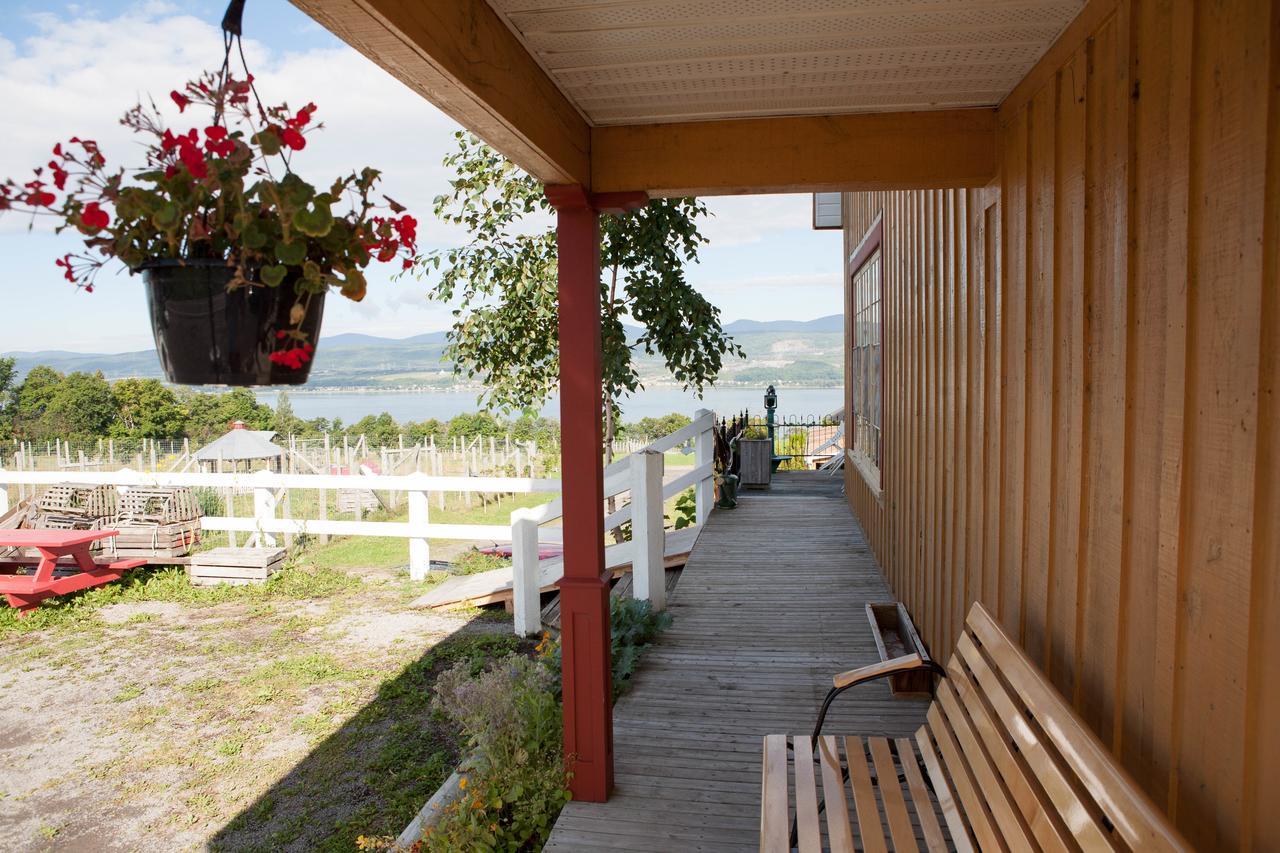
[841,0,1279,847]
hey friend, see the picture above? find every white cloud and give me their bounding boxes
[699,194,815,248]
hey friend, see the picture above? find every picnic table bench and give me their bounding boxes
[0,529,146,616]
[761,602,1189,852]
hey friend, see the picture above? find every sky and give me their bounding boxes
[0,0,844,354]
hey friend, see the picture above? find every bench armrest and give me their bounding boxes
[832,652,930,689]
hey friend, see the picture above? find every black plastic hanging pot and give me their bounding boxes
[141,258,325,386]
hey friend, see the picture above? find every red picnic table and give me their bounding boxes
[0,530,146,617]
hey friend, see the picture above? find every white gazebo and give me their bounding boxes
[193,422,283,473]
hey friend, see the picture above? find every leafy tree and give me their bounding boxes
[273,391,304,437]
[624,413,692,442]
[111,378,187,438]
[0,357,17,439]
[413,132,743,462]
[348,412,399,447]
[447,411,504,440]
[43,372,116,440]
[179,387,272,441]
[12,365,63,439]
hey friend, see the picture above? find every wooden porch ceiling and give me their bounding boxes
[290,0,1083,194]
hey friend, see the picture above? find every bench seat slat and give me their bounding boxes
[844,736,888,853]
[895,736,951,853]
[760,734,789,852]
[792,736,822,853]
[869,737,920,853]
[817,736,856,853]
[945,654,1075,853]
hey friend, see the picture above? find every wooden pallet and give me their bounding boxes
[35,484,118,521]
[190,547,285,586]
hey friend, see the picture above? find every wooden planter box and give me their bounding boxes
[191,547,285,586]
[866,602,934,697]
[738,439,773,488]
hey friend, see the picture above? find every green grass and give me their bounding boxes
[211,632,530,853]
[0,562,361,637]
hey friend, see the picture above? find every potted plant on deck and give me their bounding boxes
[712,413,747,509]
[0,57,416,386]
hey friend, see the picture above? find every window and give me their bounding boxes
[849,219,883,488]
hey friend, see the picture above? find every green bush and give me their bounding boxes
[541,596,672,700]
[670,488,697,530]
[193,487,224,517]
[424,655,569,851]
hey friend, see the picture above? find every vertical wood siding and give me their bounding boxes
[841,0,1279,846]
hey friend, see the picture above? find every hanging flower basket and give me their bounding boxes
[0,10,417,386]
[143,259,325,385]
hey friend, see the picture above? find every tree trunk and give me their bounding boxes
[603,263,626,544]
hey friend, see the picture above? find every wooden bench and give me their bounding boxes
[761,602,1188,852]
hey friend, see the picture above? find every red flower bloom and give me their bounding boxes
[55,254,75,283]
[170,90,190,112]
[280,127,306,151]
[80,201,109,231]
[52,143,63,158]
[23,186,55,207]
[49,162,68,190]
[178,141,207,179]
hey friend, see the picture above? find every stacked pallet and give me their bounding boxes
[112,487,202,559]
[190,547,286,586]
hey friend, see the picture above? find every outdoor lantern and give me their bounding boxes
[764,385,778,412]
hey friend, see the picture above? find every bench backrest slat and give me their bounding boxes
[943,650,1078,852]
[945,603,1189,852]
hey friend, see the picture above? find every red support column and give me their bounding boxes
[545,184,612,802]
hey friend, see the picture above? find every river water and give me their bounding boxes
[254,386,843,424]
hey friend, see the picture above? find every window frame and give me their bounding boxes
[847,215,885,497]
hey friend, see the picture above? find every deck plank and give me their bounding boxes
[545,471,931,851]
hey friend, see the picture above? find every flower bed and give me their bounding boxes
[361,598,672,852]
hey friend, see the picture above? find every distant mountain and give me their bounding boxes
[1,316,846,388]
[724,315,842,334]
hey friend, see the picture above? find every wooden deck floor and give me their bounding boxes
[545,470,931,852]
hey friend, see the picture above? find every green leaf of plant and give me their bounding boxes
[260,264,287,287]
[275,240,306,266]
[292,202,334,237]
[252,130,282,156]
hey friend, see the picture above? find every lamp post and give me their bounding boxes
[764,385,779,470]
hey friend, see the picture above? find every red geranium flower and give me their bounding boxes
[80,202,110,231]
[170,90,190,112]
[280,127,306,151]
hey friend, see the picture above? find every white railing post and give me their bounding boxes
[511,507,541,636]
[694,408,714,526]
[252,471,278,548]
[631,449,666,611]
[408,474,431,580]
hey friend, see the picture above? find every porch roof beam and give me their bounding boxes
[291,0,591,186]
[591,109,999,196]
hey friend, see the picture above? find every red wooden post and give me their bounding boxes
[546,184,613,802]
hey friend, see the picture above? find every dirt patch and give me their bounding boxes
[0,579,515,852]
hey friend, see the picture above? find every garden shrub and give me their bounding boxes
[424,655,569,851]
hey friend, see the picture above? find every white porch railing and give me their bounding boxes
[509,408,715,636]
[0,468,560,579]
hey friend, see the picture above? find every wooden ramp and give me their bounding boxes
[544,471,931,852]
[410,525,701,610]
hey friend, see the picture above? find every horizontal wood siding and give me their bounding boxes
[841,0,1280,847]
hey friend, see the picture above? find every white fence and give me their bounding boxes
[0,468,560,579]
[510,409,715,636]
[0,409,718,625]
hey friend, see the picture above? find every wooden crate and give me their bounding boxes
[113,520,202,559]
[190,547,285,586]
